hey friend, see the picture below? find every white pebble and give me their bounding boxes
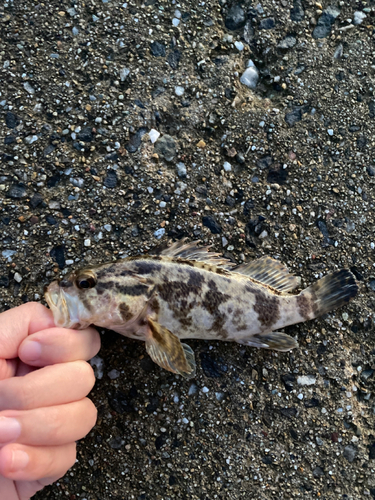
[223,161,232,172]
[90,356,104,379]
[353,11,366,25]
[240,60,259,89]
[182,418,189,424]
[222,236,228,247]
[119,67,130,81]
[147,186,154,194]
[84,239,91,247]
[297,393,304,400]
[297,375,316,386]
[327,129,334,136]
[148,129,160,143]
[172,18,180,27]
[154,228,165,239]
[175,86,185,96]
[159,201,166,208]
[202,386,209,393]
[104,224,112,232]
[14,272,22,283]
[108,369,120,380]
[234,41,244,51]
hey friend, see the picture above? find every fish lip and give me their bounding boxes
[45,280,91,330]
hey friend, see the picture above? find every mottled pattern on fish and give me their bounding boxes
[45,240,358,379]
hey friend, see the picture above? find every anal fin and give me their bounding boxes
[145,318,196,379]
[238,331,298,352]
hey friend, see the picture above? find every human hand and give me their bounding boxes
[0,302,100,500]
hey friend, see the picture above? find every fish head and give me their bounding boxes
[45,265,147,330]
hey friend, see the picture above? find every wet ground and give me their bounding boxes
[1,0,375,498]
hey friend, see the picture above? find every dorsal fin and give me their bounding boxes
[157,239,236,270]
[234,256,301,293]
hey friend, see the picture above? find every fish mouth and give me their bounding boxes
[45,281,89,329]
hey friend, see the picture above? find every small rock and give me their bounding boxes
[257,156,273,169]
[176,162,187,178]
[225,3,246,31]
[297,375,316,386]
[278,35,297,49]
[104,169,118,188]
[200,352,227,378]
[167,50,181,69]
[25,135,38,144]
[149,129,160,143]
[234,41,244,51]
[50,245,66,269]
[77,127,93,142]
[223,161,231,172]
[313,467,324,478]
[150,41,166,57]
[154,228,165,239]
[175,86,185,96]
[343,445,357,463]
[0,276,10,288]
[290,0,304,22]
[196,139,206,148]
[285,107,302,127]
[202,215,222,234]
[353,11,366,25]
[259,18,275,30]
[154,134,177,162]
[108,369,120,380]
[172,18,180,27]
[5,111,19,129]
[240,60,259,89]
[313,6,340,39]
[119,67,130,81]
[6,184,27,199]
[327,129,334,136]
[2,250,16,262]
[14,273,22,283]
[23,82,35,94]
[125,127,148,153]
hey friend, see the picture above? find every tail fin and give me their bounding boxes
[304,269,358,318]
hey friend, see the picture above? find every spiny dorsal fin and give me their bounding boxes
[158,239,236,270]
[234,256,301,293]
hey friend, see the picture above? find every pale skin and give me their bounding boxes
[0,302,101,500]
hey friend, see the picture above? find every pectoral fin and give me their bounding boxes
[145,318,196,379]
[238,331,298,352]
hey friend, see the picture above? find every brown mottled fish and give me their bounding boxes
[45,240,358,379]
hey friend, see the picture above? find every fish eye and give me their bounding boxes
[76,276,97,289]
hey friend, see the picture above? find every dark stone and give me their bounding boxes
[0,276,10,288]
[289,428,299,440]
[259,18,275,30]
[155,434,167,450]
[290,0,304,22]
[304,398,320,408]
[46,215,57,225]
[225,4,246,31]
[313,467,324,478]
[245,216,266,247]
[140,356,155,373]
[169,476,177,486]
[167,50,181,69]
[43,144,55,157]
[109,436,124,450]
[47,173,61,188]
[150,41,166,57]
[4,135,16,144]
[152,87,166,98]
[361,369,374,381]
[200,352,227,378]
[225,195,236,207]
[369,101,375,118]
[257,156,273,170]
[243,199,254,216]
[285,107,302,127]
[368,279,375,292]
[235,152,245,164]
[125,127,148,153]
[77,127,93,142]
[202,215,222,234]
[369,443,375,460]
[104,169,118,188]
[366,165,375,177]
[267,164,288,184]
[348,125,360,132]
[278,35,297,49]
[343,445,357,463]
[5,111,19,129]
[73,142,84,152]
[262,456,273,465]
[1,217,10,225]
[281,373,295,392]
[357,136,367,149]
[279,407,297,418]
[154,134,177,162]
[316,219,334,246]
[50,245,65,269]
[108,391,135,414]
[146,396,160,413]
[105,152,119,161]
[313,6,340,39]
[6,183,27,199]
[61,207,71,217]
[225,88,236,100]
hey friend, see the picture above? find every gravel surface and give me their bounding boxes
[1,0,375,498]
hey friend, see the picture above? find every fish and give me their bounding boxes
[45,239,358,379]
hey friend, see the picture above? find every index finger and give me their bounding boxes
[0,303,55,360]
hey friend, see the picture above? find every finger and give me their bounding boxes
[0,359,18,382]
[0,361,95,411]
[0,442,76,482]
[18,326,101,367]
[0,303,55,360]
[0,398,97,446]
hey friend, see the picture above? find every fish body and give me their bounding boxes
[45,240,358,378]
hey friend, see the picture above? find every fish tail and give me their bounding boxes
[301,269,358,318]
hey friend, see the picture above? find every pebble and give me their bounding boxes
[154,228,165,239]
[202,387,209,393]
[215,392,225,402]
[149,129,160,143]
[290,0,304,22]
[313,6,340,39]
[353,11,366,25]
[223,161,232,172]
[84,239,91,247]
[202,215,222,234]
[225,4,246,31]
[188,384,198,396]
[159,201,166,208]
[176,162,187,178]
[120,67,130,81]
[50,245,66,269]
[13,272,22,283]
[172,18,180,27]
[5,111,19,129]
[297,375,316,386]
[175,86,185,96]
[6,183,27,199]
[72,27,79,36]
[125,127,148,153]
[2,250,16,261]
[234,41,244,51]
[104,170,118,188]
[200,352,227,378]
[150,41,166,57]
[285,107,302,127]
[327,129,334,136]
[278,36,297,49]
[154,134,177,162]
[343,445,357,463]
[108,369,120,380]
[259,18,275,30]
[104,224,112,232]
[23,82,35,94]
[90,356,104,380]
[77,127,93,142]
[240,60,259,89]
